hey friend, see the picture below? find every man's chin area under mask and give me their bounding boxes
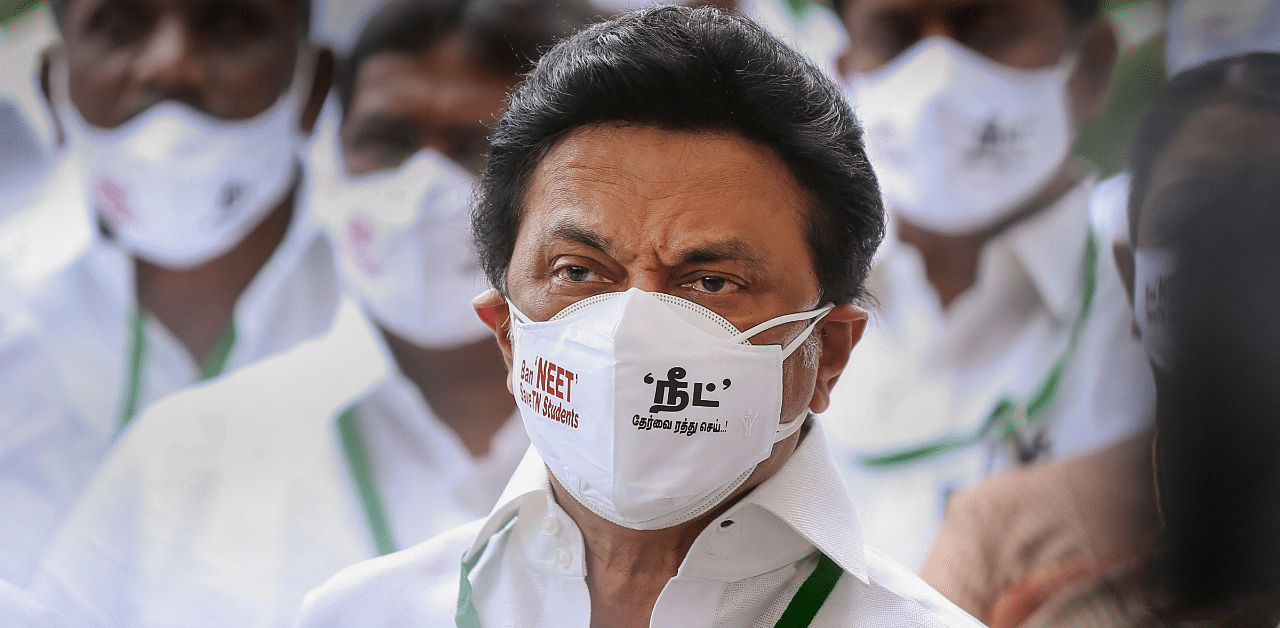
[543,416,811,536]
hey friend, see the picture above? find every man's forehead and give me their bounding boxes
[351,49,511,120]
[519,124,813,268]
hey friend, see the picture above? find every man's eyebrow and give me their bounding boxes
[677,239,767,271]
[544,220,612,254]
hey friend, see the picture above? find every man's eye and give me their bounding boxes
[563,266,594,282]
[691,276,737,294]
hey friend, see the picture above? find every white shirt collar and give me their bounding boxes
[464,418,870,585]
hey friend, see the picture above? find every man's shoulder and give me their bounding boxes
[824,546,984,627]
[296,519,484,627]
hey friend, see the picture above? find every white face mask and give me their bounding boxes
[1133,247,1178,372]
[509,288,832,530]
[1166,0,1280,75]
[317,149,490,349]
[57,52,313,269]
[845,37,1077,235]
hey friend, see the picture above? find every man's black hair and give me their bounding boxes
[1126,52,1280,244]
[834,0,1103,24]
[473,5,884,306]
[51,0,313,35]
[339,0,599,116]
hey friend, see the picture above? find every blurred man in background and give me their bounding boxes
[823,0,1156,568]
[0,0,336,586]
[30,1,594,626]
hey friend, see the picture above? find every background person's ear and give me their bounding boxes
[300,47,335,135]
[1068,18,1119,124]
[473,289,515,392]
[808,304,868,414]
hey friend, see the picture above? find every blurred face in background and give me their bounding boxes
[59,0,308,127]
[339,33,518,176]
[834,0,1114,237]
[837,0,1074,73]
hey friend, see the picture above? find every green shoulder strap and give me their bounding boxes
[336,407,398,556]
[773,553,844,628]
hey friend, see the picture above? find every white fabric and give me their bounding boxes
[847,37,1077,236]
[0,154,341,585]
[30,300,529,628]
[313,148,490,350]
[0,579,65,628]
[1166,0,1280,75]
[820,177,1156,570]
[510,288,825,530]
[296,419,984,627]
[1088,171,1132,247]
[0,279,87,586]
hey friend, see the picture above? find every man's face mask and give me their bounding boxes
[508,288,832,530]
[315,148,490,349]
[55,51,314,269]
[1134,246,1178,372]
[845,36,1077,235]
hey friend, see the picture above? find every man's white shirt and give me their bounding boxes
[295,419,984,628]
[820,175,1156,570]
[0,153,342,585]
[30,300,529,628]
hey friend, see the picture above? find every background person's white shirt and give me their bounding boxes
[0,578,65,628]
[30,301,529,628]
[0,154,342,585]
[295,419,984,628]
[0,278,85,586]
[820,176,1155,570]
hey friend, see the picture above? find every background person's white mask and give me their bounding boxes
[57,52,313,269]
[1134,247,1178,371]
[846,36,1077,235]
[316,149,489,349]
[509,288,831,530]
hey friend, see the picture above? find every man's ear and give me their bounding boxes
[808,304,868,414]
[473,288,515,393]
[300,47,335,135]
[1068,18,1119,124]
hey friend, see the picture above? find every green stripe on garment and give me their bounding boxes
[337,408,398,556]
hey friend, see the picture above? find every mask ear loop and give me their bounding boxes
[731,304,835,354]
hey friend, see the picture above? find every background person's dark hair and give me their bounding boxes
[833,0,1102,25]
[473,5,884,306]
[1153,156,1280,625]
[1127,52,1280,244]
[338,0,599,116]
[51,0,313,35]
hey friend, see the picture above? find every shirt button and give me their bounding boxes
[540,516,560,536]
[555,548,573,569]
[718,519,735,532]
